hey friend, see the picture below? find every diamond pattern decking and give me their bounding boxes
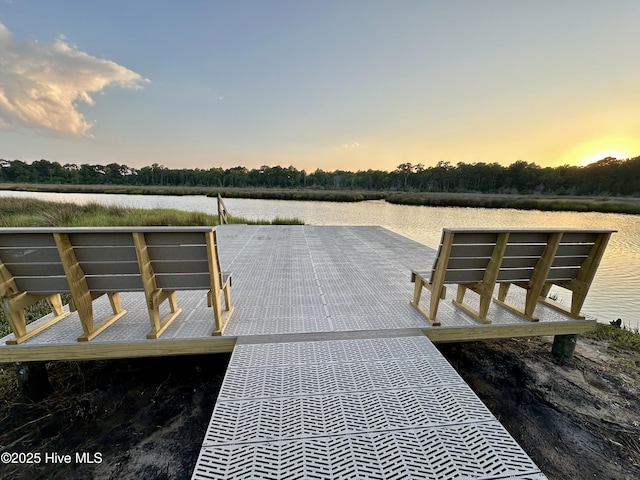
[192,335,546,480]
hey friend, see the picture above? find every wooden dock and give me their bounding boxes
[0,225,595,362]
[1,225,599,478]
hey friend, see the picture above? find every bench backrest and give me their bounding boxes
[431,228,615,285]
[0,227,218,295]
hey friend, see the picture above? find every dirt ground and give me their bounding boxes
[0,354,230,480]
[438,336,640,480]
[1,335,639,479]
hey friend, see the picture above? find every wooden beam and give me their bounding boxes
[427,231,455,323]
[54,233,96,337]
[4,298,70,345]
[526,232,563,316]
[54,233,127,342]
[568,232,612,316]
[206,230,234,335]
[452,232,509,324]
[494,232,562,322]
[0,337,237,362]
[132,232,182,339]
[423,319,596,343]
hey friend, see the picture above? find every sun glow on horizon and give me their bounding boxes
[558,136,640,167]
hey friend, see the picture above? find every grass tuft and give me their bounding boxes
[583,323,640,351]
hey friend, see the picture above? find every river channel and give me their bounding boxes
[2,190,638,329]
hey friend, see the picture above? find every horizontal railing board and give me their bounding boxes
[546,267,582,281]
[555,244,594,257]
[442,257,492,270]
[151,260,210,274]
[0,247,61,263]
[85,275,144,292]
[2,262,66,277]
[443,227,615,235]
[68,232,135,247]
[442,269,485,283]
[144,231,208,246]
[13,276,70,294]
[551,255,589,267]
[80,261,141,275]
[0,226,214,234]
[147,245,209,261]
[74,246,139,263]
[441,255,588,272]
[0,233,58,248]
[444,231,603,246]
[448,243,594,259]
[441,268,580,284]
[155,273,212,290]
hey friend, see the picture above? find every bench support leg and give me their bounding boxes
[4,294,71,345]
[494,283,540,322]
[77,293,128,342]
[209,286,235,336]
[206,231,235,336]
[452,285,492,325]
[410,275,442,327]
[146,290,183,339]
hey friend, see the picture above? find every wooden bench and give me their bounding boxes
[0,227,233,344]
[411,228,615,326]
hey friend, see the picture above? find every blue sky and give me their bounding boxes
[1,1,639,172]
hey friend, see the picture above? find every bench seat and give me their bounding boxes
[0,227,234,344]
[411,228,615,326]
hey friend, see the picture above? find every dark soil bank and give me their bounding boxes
[438,336,640,480]
[0,354,230,479]
[1,335,639,479]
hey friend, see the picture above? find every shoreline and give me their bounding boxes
[2,183,640,215]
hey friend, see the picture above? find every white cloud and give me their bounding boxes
[0,22,148,136]
[338,141,361,150]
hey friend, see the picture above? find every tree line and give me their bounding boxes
[1,156,639,196]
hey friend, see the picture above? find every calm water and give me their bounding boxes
[2,190,638,329]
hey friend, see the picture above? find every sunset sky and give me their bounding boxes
[1,1,639,172]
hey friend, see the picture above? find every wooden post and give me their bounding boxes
[217,194,229,225]
[15,361,52,401]
[552,334,578,358]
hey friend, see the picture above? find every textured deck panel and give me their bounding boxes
[192,335,546,479]
[1,225,593,353]
[222,225,593,336]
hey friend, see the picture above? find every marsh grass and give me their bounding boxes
[0,198,304,228]
[3,183,640,214]
[386,192,640,214]
[584,323,640,351]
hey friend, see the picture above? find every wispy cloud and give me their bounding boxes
[0,22,148,136]
[338,141,361,150]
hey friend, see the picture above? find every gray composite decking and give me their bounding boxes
[1,225,598,478]
[0,225,596,361]
[192,334,547,479]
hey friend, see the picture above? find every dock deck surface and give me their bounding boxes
[2,225,595,478]
[193,334,546,479]
[0,225,594,362]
